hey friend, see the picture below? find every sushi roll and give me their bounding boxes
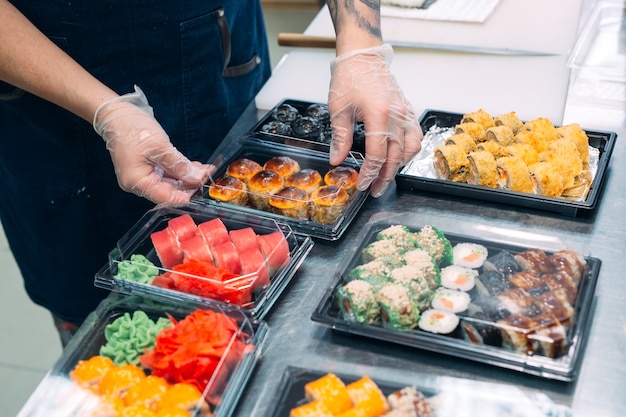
[290,400,334,417]
[208,175,249,206]
[324,166,359,195]
[440,265,477,292]
[505,143,539,166]
[263,155,301,178]
[497,314,538,354]
[444,132,477,153]
[485,125,515,146]
[309,185,349,224]
[345,376,389,415]
[494,111,524,134]
[431,288,471,313]
[455,121,487,142]
[376,224,419,251]
[413,225,453,267]
[514,249,553,274]
[556,123,590,163]
[348,259,392,289]
[467,150,498,188]
[461,108,495,130]
[376,284,421,331]
[495,155,533,193]
[528,161,565,197]
[390,265,435,311]
[549,249,586,285]
[285,168,323,194]
[247,169,284,211]
[386,387,432,417]
[524,117,559,143]
[460,313,503,347]
[483,250,521,278]
[497,287,534,316]
[527,313,568,358]
[304,373,353,415]
[542,271,578,305]
[475,270,513,296]
[269,186,310,220]
[508,270,545,290]
[452,243,488,268]
[418,309,460,334]
[433,144,470,182]
[336,279,381,324]
[532,289,575,325]
[226,158,262,184]
[476,141,506,158]
[400,248,441,289]
[362,239,405,266]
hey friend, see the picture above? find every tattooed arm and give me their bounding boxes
[326,0,383,55]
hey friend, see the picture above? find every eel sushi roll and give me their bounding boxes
[418,308,460,334]
[348,259,392,289]
[336,279,381,324]
[514,248,553,274]
[495,155,534,193]
[452,242,488,269]
[485,125,515,146]
[556,123,590,163]
[444,132,477,153]
[247,169,284,211]
[467,150,498,188]
[440,265,477,292]
[208,175,248,206]
[304,373,353,416]
[508,270,545,290]
[263,155,301,178]
[269,186,310,220]
[550,249,586,285]
[376,284,421,331]
[324,166,359,195]
[226,157,262,184]
[345,376,390,415]
[483,250,521,278]
[309,185,349,224]
[460,313,503,347]
[433,144,470,182]
[461,108,495,130]
[494,111,524,134]
[431,288,471,313]
[497,314,539,354]
[542,271,579,305]
[413,224,453,267]
[455,121,487,142]
[400,248,441,288]
[285,168,323,194]
[528,161,565,197]
[527,313,569,358]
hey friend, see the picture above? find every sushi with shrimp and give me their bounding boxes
[413,225,453,267]
[336,279,381,324]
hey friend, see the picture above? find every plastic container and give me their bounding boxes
[395,109,617,217]
[199,134,368,241]
[17,294,269,417]
[94,203,314,320]
[311,211,602,381]
[267,364,570,417]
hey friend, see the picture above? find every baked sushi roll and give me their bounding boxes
[505,143,539,166]
[444,132,477,153]
[226,157,262,183]
[494,111,524,134]
[528,162,565,197]
[495,156,533,193]
[433,144,470,182]
[376,284,420,330]
[263,155,301,178]
[418,308,460,334]
[556,123,590,163]
[247,169,284,211]
[309,185,349,224]
[413,224,453,267]
[304,373,353,415]
[268,186,310,220]
[336,279,381,324]
[461,108,495,130]
[285,168,323,194]
[208,175,248,206]
[485,125,515,146]
[467,150,498,188]
[454,121,486,142]
[323,166,358,195]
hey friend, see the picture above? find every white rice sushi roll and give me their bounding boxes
[418,309,460,334]
[431,288,471,313]
[440,265,478,291]
[453,243,488,268]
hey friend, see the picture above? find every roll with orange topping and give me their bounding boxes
[247,169,284,211]
[263,156,301,178]
[323,166,358,195]
[285,168,322,194]
[225,158,262,183]
[269,186,310,220]
[309,185,349,224]
[208,175,248,206]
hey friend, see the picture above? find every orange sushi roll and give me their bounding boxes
[556,123,590,163]
[345,376,389,416]
[208,175,248,206]
[304,373,353,415]
[290,400,334,417]
[495,156,533,193]
[505,143,539,166]
[528,162,565,197]
[467,150,498,188]
[444,132,476,153]
[226,158,262,184]
[263,155,301,178]
[70,355,116,391]
[485,125,515,146]
[433,144,470,183]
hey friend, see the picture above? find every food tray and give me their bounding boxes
[199,134,369,241]
[94,203,314,320]
[395,109,617,217]
[251,98,366,154]
[17,294,268,417]
[267,365,569,417]
[311,211,601,381]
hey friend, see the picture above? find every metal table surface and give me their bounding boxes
[226,5,626,416]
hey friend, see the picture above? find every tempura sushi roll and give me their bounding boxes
[539,138,583,189]
[304,373,353,415]
[444,132,477,153]
[494,111,523,134]
[263,155,301,178]
[556,123,590,163]
[495,156,533,193]
[452,242,488,268]
[513,129,545,153]
[485,125,515,146]
[208,175,248,206]
[524,117,559,142]
[440,264,478,291]
[461,108,495,129]
[324,166,359,195]
[433,144,470,182]
[476,141,506,158]
[467,150,498,188]
[505,143,539,166]
[431,288,471,313]
[269,186,310,220]
[345,376,389,415]
[413,225,453,267]
[528,161,565,197]
[455,121,486,142]
[376,284,420,330]
[247,169,284,211]
[309,185,349,224]
[418,309,460,334]
[285,168,323,194]
[336,279,381,324]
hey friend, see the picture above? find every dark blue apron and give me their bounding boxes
[0,0,271,323]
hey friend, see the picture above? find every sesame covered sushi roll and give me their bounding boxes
[444,132,477,153]
[390,265,436,311]
[247,169,284,211]
[269,186,310,220]
[413,225,453,267]
[496,156,533,193]
[362,239,405,266]
[336,279,381,324]
[467,150,498,188]
[418,309,460,334]
[263,155,301,178]
[431,287,471,313]
[494,111,524,134]
[376,284,420,331]
[348,259,392,289]
[485,125,515,146]
[208,175,248,206]
[440,264,478,291]
[433,144,470,182]
[324,166,359,195]
[453,243,488,268]
[401,247,441,288]
[309,185,349,224]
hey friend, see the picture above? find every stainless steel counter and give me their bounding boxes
[227,3,626,415]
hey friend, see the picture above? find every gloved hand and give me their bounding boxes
[328,44,423,198]
[93,86,212,204]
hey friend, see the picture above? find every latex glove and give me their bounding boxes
[328,44,423,197]
[93,86,212,204]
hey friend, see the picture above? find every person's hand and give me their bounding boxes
[93,86,212,204]
[328,44,423,197]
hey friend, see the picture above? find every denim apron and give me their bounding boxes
[0,0,271,324]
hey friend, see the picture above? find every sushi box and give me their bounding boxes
[94,202,314,320]
[16,294,268,417]
[311,211,602,381]
[266,364,569,417]
[197,132,369,241]
[395,109,617,217]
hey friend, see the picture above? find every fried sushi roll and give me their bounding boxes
[461,108,495,129]
[556,123,590,163]
[226,158,262,183]
[539,138,583,189]
[208,175,248,206]
[528,161,565,197]
[495,156,533,193]
[454,121,486,142]
[247,169,284,211]
[494,111,524,134]
[269,186,310,220]
[285,168,322,194]
[444,132,477,153]
[336,279,381,324]
[309,185,349,224]
[505,143,539,166]
[485,125,515,146]
[304,374,353,415]
[433,144,470,182]
[467,150,498,188]
[476,141,506,158]
[324,166,358,195]
[524,117,559,142]
[513,129,546,153]
[263,155,301,178]
[376,284,420,330]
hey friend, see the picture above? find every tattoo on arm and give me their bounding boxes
[327,0,382,39]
